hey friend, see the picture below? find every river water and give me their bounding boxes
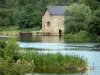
[0,35,100,75]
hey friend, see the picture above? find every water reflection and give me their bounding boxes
[17,35,64,43]
[41,36,64,43]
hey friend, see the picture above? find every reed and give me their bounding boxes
[22,51,88,72]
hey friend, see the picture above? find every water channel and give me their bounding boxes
[0,35,100,75]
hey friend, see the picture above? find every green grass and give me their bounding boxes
[22,51,88,72]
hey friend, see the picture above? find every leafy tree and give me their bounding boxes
[0,17,11,27]
[0,17,3,27]
[64,3,91,34]
[0,9,13,27]
[5,0,18,8]
[0,0,6,7]
[88,9,100,35]
[79,0,100,11]
[14,4,41,29]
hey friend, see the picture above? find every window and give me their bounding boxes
[47,21,50,27]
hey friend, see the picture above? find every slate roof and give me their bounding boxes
[43,6,69,16]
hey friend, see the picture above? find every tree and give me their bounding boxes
[88,9,100,35]
[0,9,13,27]
[5,0,18,8]
[64,3,91,34]
[13,4,41,29]
[79,0,100,11]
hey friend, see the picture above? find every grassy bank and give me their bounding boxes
[0,38,34,75]
[0,38,88,74]
[22,51,88,72]
[64,31,100,42]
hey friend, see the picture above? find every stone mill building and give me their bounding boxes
[42,6,69,36]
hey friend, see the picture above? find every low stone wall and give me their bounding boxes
[0,31,62,36]
[0,32,20,36]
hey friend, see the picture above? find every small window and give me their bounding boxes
[47,21,50,27]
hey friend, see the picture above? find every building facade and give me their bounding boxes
[42,6,68,36]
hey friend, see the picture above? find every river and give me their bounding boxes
[0,35,100,75]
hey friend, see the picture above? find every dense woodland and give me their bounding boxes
[0,0,100,40]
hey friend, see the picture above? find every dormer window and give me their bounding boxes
[47,21,50,27]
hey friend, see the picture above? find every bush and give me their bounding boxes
[0,40,6,57]
[0,38,34,74]
[64,31,89,41]
[74,31,89,41]
[3,37,20,61]
[0,58,34,75]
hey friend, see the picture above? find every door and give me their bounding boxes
[59,30,62,37]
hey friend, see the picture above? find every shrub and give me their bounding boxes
[4,37,20,61]
[64,31,89,41]
[0,58,34,75]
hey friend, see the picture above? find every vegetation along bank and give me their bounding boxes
[0,38,88,74]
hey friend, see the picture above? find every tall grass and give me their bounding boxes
[22,51,88,72]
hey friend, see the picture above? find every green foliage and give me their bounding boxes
[74,31,89,41]
[64,3,91,34]
[4,37,19,59]
[0,38,20,61]
[22,51,88,71]
[88,9,100,36]
[13,4,41,29]
[64,31,89,41]
[0,40,6,49]
[0,38,34,74]
[88,34,100,41]
[0,9,13,27]
[0,40,6,57]
[0,57,34,75]
[79,0,100,11]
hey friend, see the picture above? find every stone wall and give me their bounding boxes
[42,9,64,35]
[0,32,20,36]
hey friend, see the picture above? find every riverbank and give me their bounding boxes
[0,38,88,74]
[22,51,88,72]
[0,31,54,36]
[64,31,100,42]
[0,26,45,36]
[0,31,60,36]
